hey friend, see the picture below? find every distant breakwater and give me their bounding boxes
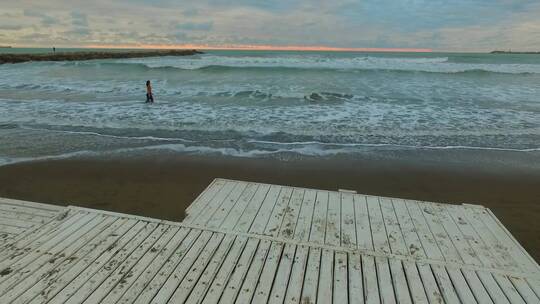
[0,49,203,64]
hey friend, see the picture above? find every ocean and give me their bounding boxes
[0,49,539,165]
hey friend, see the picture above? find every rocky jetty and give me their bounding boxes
[0,49,202,64]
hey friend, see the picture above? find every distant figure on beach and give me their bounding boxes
[53,47,55,54]
[146,80,154,103]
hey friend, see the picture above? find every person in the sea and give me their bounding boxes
[146,80,154,103]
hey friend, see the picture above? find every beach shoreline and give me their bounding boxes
[0,153,538,262]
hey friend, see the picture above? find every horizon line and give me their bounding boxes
[79,43,433,52]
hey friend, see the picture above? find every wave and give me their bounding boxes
[1,138,538,168]
[105,54,540,74]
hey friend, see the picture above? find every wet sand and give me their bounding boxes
[0,154,538,261]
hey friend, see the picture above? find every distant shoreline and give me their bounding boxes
[0,49,202,64]
[490,50,540,54]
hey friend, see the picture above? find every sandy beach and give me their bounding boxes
[0,154,538,262]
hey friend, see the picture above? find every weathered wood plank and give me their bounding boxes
[234,239,272,304]
[206,182,251,229]
[248,186,282,235]
[354,195,373,251]
[150,230,214,303]
[268,243,296,304]
[334,251,349,304]
[47,221,156,304]
[309,191,328,244]
[133,228,203,304]
[217,238,260,304]
[201,236,249,304]
[25,218,138,304]
[284,245,309,304]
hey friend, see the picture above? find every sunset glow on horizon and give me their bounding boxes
[1,0,540,52]
[85,44,433,53]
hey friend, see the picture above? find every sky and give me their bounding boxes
[1,0,539,52]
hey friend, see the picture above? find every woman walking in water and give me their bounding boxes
[146,80,154,103]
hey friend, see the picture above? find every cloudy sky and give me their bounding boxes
[1,0,539,51]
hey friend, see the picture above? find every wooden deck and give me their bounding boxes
[0,178,538,303]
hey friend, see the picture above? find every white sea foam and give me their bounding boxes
[118,54,540,74]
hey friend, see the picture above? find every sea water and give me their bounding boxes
[0,50,539,165]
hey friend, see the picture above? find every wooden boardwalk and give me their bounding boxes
[0,178,539,303]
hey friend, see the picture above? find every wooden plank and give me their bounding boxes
[248,185,282,235]
[462,269,495,304]
[420,202,462,264]
[234,239,272,304]
[133,228,203,304]
[250,242,284,303]
[184,234,237,304]
[459,206,519,271]
[493,274,527,304]
[201,236,249,304]
[389,259,412,304]
[325,191,341,247]
[0,210,80,265]
[362,255,380,304]
[66,222,166,304]
[0,203,58,218]
[477,271,511,304]
[48,221,158,304]
[334,252,349,304]
[264,187,293,237]
[446,204,501,269]
[279,188,305,239]
[284,245,309,304]
[232,184,270,232]
[376,257,396,304]
[446,268,477,303]
[185,181,238,226]
[206,182,252,229]
[116,227,190,304]
[25,218,138,304]
[402,262,429,303]
[405,202,444,260]
[218,238,261,304]
[366,196,390,254]
[223,183,267,231]
[3,216,122,303]
[0,213,41,227]
[97,225,180,303]
[380,198,408,256]
[432,265,461,303]
[317,249,334,304]
[0,224,24,235]
[348,252,364,304]
[526,279,540,300]
[0,209,73,258]
[117,228,190,303]
[354,195,373,251]
[0,197,64,212]
[510,277,540,304]
[476,207,539,273]
[150,230,214,303]
[301,247,321,304]
[0,212,98,287]
[392,199,427,258]
[340,193,356,249]
[268,244,296,304]
[293,189,317,242]
[417,263,444,304]
[434,203,483,266]
[309,191,328,244]
[168,233,229,304]
[185,179,225,214]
